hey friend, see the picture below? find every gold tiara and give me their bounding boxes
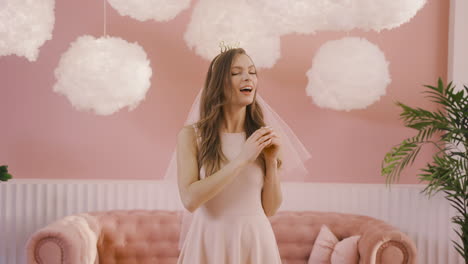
[219,41,241,53]
[211,41,241,70]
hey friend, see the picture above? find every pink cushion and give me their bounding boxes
[331,235,360,264]
[308,225,339,264]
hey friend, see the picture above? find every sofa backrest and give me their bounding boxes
[269,211,381,263]
[88,210,382,264]
[89,210,181,264]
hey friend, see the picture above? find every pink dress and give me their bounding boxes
[177,125,282,264]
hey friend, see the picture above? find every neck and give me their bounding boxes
[222,104,246,133]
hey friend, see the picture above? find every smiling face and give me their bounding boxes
[228,53,258,106]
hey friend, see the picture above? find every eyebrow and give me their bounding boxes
[231,65,256,70]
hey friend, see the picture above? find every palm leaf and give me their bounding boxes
[382,77,468,262]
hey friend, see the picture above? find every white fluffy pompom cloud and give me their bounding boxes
[53,35,152,116]
[0,0,55,61]
[184,0,281,69]
[246,0,426,34]
[246,0,352,35]
[184,0,425,68]
[107,0,191,22]
[306,37,391,111]
[353,0,427,32]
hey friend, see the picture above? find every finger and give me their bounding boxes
[264,132,276,141]
[262,127,274,136]
[261,138,273,147]
[270,138,279,145]
[252,127,266,138]
[258,134,271,145]
[250,128,264,142]
[269,132,280,141]
[254,127,272,141]
[265,128,276,138]
[258,132,275,144]
[259,133,275,146]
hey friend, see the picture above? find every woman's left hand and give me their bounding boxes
[262,127,281,161]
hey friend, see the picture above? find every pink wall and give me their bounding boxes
[0,0,449,183]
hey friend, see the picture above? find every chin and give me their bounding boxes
[243,98,254,106]
[237,92,255,106]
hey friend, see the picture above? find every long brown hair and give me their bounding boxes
[194,48,282,178]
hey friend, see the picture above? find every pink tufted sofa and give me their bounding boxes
[26,209,417,264]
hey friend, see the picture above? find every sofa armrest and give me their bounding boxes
[26,213,100,264]
[358,220,417,264]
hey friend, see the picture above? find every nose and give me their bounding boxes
[242,72,251,81]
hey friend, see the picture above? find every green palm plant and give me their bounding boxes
[381,77,467,263]
[0,165,12,181]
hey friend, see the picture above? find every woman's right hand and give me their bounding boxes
[236,126,274,164]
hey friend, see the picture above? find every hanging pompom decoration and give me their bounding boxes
[246,0,426,34]
[353,0,427,32]
[184,0,281,69]
[107,0,191,22]
[306,37,391,111]
[0,0,55,61]
[53,35,152,116]
[246,0,351,35]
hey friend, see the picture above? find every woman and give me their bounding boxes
[176,47,284,263]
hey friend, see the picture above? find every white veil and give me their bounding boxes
[163,87,312,250]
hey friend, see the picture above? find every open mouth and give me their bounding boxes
[240,86,252,95]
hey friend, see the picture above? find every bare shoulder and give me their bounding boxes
[177,124,197,152]
[178,124,196,139]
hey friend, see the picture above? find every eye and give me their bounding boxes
[231,71,256,75]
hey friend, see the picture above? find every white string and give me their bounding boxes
[103,0,107,36]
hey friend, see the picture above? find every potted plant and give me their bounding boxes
[0,165,12,181]
[381,77,467,263]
